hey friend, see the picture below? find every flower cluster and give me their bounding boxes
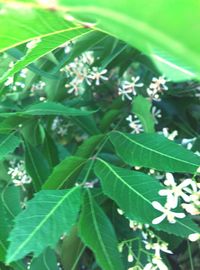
[147,76,168,101]
[117,209,171,270]
[8,160,32,191]
[118,76,143,101]
[152,173,199,231]
[51,116,71,137]
[126,114,144,134]
[61,50,108,95]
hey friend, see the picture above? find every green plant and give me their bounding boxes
[0,1,199,269]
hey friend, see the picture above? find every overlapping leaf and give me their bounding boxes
[109,131,200,173]
[25,142,51,191]
[0,102,95,118]
[42,156,86,190]
[94,159,200,237]
[0,2,90,83]
[6,187,81,263]
[64,0,200,80]
[0,133,21,160]
[132,95,155,133]
[78,190,124,270]
[29,248,59,270]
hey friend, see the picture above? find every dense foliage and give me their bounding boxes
[0,1,199,269]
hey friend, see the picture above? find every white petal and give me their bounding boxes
[152,201,164,212]
[181,192,191,203]
[155,259,168,270]
[166,194,178,209]
[152,213,166,224]
[188,233,200,242]
[174,212,186,219]
[159,189,171,196]
[143,263,153,270]
[165,173,175,186]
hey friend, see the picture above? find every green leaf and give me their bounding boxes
[0,116,28,134]
[94,159,200,237]
[42,156,86,190]
[0,4,90,83]
[71,115,100,135]
[99,109,120,132]
[0,186,26,270]
[6,187,82,264]
[75,134,104,158]
[78,190,124,270]
[61,226,84,270]
[0,133,21,160]
[132,95,155,133]
[42,131,59,168]
[22,102,95,117]
[109,131,200,173]
[64,0,200,80]
[25,142,51,191]
[29,248,59,270]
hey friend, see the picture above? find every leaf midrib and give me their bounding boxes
[67,5,199,70]
[97,159,198,234]
[0,132,16,150]
[98,158,150,205]
[114,131,199,167]
[7,187,79,263]
[87,191,114,270]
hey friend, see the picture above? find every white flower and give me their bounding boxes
[117,208,124,215]
[152,201,185,224]
[150,76,168,92]
[152,106,162,124]
[128,253,134,262]
[123,76,143,95]
[181,138,196,150]
[129,220,143,230]
[8,160,32,191]
[87,67,108,85]
[144,241,172,258]
[144,258,168,270]
[4,77,13,86]
[158,173,195,208]
[188,233,200,242]
[65,79,84,96]
[182,203,200,215]
[26,38,41,50]
[161,128,178,141]
[126,115,144,134]
[147,76,168,101]
[118,87,133,101]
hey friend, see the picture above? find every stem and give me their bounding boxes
[71,245,85,270]
[187,240,194,270]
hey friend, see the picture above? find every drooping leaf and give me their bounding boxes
[25,142,51,191]
[109,131,200,173]
[94,159,200,237]
[0,116,29,133]
[29,248,59,270]
[0,133,21,160]
[61,226,85,270]
[42,131,59,168]
[0,3,90,83]
[0,186,26,270]
[64,0,200,80]
[75,134,104,158]
[71,115,100,135]
[78,190,124,270]
[6,187,82,263]
[42,156,86,190]
[22,102,95,117]
[132,95,155,133]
